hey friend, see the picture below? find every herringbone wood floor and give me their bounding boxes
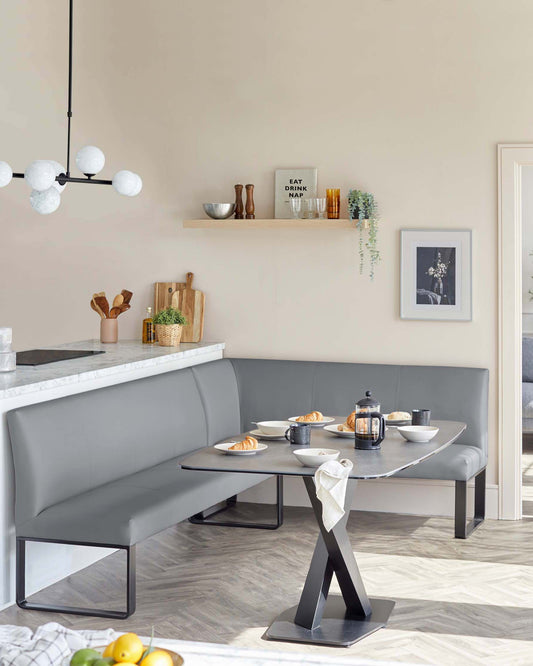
[1,499,533,665]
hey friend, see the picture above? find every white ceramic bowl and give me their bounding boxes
[292,448,340,467]
[255,420,291,436]
[397,425,439,443]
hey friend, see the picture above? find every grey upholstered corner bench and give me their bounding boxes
[7,358,488,618]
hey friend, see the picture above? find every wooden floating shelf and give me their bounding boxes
[183,218,357,229]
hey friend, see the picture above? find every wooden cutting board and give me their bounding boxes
[154,281,186,314]
[171,272,205,342]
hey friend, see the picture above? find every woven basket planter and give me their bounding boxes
[156,324,182,346]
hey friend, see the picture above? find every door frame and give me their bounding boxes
[498,144,533,519]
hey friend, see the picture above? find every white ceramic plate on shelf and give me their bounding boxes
[288,416,335,427]
[214,442,268,455]
[248,428,285,441]
[324,423,355,439]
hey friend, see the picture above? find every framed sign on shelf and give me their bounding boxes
[400,229,472,321]
[274,168,317,218]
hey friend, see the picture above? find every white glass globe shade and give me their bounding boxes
[130,173,142,196]
[50,161,67,193]
[0,161,13,188]
[30,187,61,215]
[25,160,56,191]
[76,145,105,175]
[112,170,142,196]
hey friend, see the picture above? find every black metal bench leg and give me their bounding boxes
[455,468,486,539]
[16,537,136,618]
[189,475,284,530]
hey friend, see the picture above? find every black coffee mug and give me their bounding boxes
[285,423,311,446]
[412,409,431,426]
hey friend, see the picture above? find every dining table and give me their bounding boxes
[180,419,466,648]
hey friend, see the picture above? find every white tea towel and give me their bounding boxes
[314,458,353,531]
[0,622,118,666]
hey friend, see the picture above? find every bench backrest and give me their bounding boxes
[230,359,489,453]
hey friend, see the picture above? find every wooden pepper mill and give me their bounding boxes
[245,184,255,219]
[234,184,244,219]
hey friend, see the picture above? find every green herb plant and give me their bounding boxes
[153,307,188,326]
[347,189,380,280]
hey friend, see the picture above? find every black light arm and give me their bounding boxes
[12,173,112,186]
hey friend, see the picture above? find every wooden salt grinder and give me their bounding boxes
[234,184,244,219]
[245,184,255,219]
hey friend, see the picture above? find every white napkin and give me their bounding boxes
[314,458,353,532]
[0,622,118,666]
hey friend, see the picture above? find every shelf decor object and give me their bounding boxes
[0,0,142,214]
[347,189,380,280]
[274,168,318,218]
[400,229,472,321]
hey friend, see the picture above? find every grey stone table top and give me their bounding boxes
[181,419,466,479]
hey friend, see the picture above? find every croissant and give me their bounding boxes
[229,436,258,451]
[296,410,324,422]
[344,411,356,431]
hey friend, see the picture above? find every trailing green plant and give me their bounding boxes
[347,189,380,280]
[153,306,188,326]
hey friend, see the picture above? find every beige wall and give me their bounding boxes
[5,0,533,487]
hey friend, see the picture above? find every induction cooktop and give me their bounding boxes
[16,349,105,366]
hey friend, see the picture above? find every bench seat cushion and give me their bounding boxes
[17,456,268,546]
[394,444,487,481]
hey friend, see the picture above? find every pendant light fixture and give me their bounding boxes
[0,0,142,214]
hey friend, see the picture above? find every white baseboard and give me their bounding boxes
[240,476,499,519]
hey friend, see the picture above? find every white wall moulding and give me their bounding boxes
[183,219,358,229]
[497,144,533,520]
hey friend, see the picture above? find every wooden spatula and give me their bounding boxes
[112,294,124,309]
[121,289,133,305]
[90,299,105,319]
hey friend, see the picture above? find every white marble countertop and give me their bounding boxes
[0,339,225,399]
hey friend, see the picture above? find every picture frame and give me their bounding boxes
[400,229,472,321]
[274,168,318,218]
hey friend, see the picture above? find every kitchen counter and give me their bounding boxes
[0,339,225,399]
[0,339,224,609]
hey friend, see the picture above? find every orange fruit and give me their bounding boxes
[102,641,115,658]
[140,650,174,666]
[113,633,144,663]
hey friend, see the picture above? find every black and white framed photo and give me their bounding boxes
[274,168,318,218]
[400,229,472,321]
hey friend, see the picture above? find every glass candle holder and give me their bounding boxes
[326,188,340,219]
[303,198,317,219]
[316,197,326,219]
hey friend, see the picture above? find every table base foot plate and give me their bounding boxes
[265,596,395,647]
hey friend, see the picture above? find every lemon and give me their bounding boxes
[102,641,115,658]
[113,633,144,663]
[140,650,174,666]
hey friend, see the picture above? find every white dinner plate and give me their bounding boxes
[214,442,268,455]
[323,423,355,438]
[288,416,335,427]
[248,428,286,441]
[383,413,412,427]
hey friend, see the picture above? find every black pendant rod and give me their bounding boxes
[11,173,112,186]
[66,0,73,176]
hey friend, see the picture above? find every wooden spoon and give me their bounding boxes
[91,298,105,319]
[121,289,133,305]
[112,294,124,309]
[117,303,131,316]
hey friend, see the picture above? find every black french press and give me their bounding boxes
[354,390,386,450]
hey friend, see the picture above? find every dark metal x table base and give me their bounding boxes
[181,420,466,648]
[266,476,394,647]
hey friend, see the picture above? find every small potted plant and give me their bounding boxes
[152,307,188,346]
[347,189,380,280]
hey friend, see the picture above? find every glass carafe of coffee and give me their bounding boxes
[354,390,385,450]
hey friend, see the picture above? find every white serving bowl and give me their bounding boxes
[255,420,292,436]
[293,448,340,467]
[397,425,439,443]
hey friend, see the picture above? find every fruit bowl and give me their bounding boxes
[81,645,184,666]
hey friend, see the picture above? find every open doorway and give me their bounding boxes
[521,167,533,517]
